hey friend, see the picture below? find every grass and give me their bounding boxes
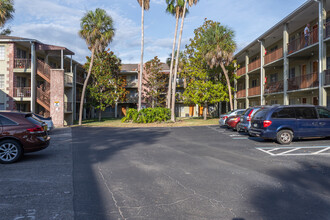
[75,117,219,128]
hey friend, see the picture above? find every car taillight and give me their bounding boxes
[263,120,272,128]
[247,110,253,121]
[27,125,44,134]
[223,116,228,120]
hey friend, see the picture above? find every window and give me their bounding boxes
[289,68,295,79]
[16,76,26,87]
[0,103,4,110]
[295,107,317,119]
[317,107,330,118]
[272,107,295,118]
[251,79,257,87]
[0,115,17,125]
[270,100,278,105]
[270,45,278,53]
[253,107,270,120]
[270,73,278,83]
[0,74,4,89]
[0,46,5,60]
[16,48,27,59]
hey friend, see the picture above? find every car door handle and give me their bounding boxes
[312,122,318,126]
[319,122,326,126]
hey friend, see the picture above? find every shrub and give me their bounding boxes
[122,107,170,123]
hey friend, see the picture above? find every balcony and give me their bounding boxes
[288,72,318,91]
[264,80,283,94]
[248,86,261,96]
[288,28,318,54]
[248,59,261,72]
[264,48,283,65]
[13,87,31,98]
[126,80,138,88]
[126,97,138,103]
[236,89,246,98]
[65,73,73,86]
[14,58,31,70]
[236,66,246,76]
[64,102,73,112]
[325,22,330,39]
[76,75,84,85]
[325,69,330,86]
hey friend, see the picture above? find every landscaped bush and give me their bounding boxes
[121,107,170,123]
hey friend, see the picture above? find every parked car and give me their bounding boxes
[33,114,54,132]
[219,109,245,127]
[0,112,50,163]
[226,114,242,131]
[249,105,330,144]
[238,106,262,132]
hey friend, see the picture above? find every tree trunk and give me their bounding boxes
[167,12,180,109]
[98,109,102,122]
[138,1,145,112]
[171,0,188,122]
[78,47,95,125]
[220,62,233,111]
[203,103,207,120]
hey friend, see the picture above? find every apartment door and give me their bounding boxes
[312,61,318,87]
[312,24,318,44]
[189,105,194,117]
[302,98,307,104]
[301,64,307,89]
[313,97,318,105]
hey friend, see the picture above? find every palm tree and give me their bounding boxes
[0,0,14,34]
[202,23,236,111]
[171,0,199,121]
[165,0,186,109]
[137,0,150,111]
[78,8,115,125]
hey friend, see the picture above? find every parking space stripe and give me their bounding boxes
[312,147,330,155]
[256,146,330,156]
[277,148,301,155]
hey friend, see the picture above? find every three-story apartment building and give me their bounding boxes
[0,36,86,126]
[234,0,330,109]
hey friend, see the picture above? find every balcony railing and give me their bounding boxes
[236,89,246,98]
[324,69,330,86]
[264,48,283,65]
[264,80,284,94]
[14,59,31,69]
[126,97,138,103]
[76,75,85,84]
[126,80,137,87]
[65,74,73,85]
[13,87,31,97]
[64,102,73,112]
[248,86,261,96]
[288,28,318,54]
[288,72,318,91]
[236,66,246,76]
[325,22,330,39]
[248,59,261,72]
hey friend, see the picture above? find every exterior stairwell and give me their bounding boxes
[36,59,51,114]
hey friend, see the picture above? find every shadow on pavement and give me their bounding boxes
[71,127,170,220]
[248,161,330,220]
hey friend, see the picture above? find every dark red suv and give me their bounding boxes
[0,112,50,163]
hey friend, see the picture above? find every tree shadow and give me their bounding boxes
[71,127,170,220]
[249,161,330,220]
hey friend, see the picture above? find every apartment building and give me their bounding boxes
[0,36,86,126]
[234,0,330,110]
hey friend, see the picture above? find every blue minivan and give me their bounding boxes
[249,105,330,144]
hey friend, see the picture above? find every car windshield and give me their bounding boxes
[253,107,270,119]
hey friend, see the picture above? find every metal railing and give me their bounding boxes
[264,80,284,94]
[37,87,50,106]
[76,75,85,84]
[13,87,31,97]
[288,72,318,91]
[264,48,283,65]
[248,59,261,72]
[248,86,261,96]
[37,59,51,80]
[288,28,318,54]
[14,59,31,69]
[325,22,330,39]
[64,102,73,112]
[324,69,330,86]
[126,80,137,87]
[236,66,246,76]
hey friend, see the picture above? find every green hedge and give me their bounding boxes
[121,107,171,123]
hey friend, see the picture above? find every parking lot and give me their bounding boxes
[1,125,330,219]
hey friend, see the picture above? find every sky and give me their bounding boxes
[8,0,307,65]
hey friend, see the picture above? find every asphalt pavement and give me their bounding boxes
[1,125,330,220]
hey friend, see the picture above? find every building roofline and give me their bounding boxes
[235,0,315,58]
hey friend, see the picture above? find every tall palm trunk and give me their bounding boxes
[79,47,95,125]
[167,12,180,109]
[220,62,233,111]
[171,0,188,122]
[138,1,145,111]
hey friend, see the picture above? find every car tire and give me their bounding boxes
[235,123,240,132]
[276,130,293,145]
[0,140,23,164]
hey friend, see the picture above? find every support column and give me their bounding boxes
[30,42,36,113]
[115,102,118,118]
[234,63,237,110]
[260,40,265,105]
[283,23,289,105]
[73,64,77,121]
[245,52,250,108]
[318,0,327,106]
[70,55,73,73]
[61,49,64,69]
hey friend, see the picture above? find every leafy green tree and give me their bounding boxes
[137,0,150,111]
[86,50,127,121]
[171,0,199,122]
[78,8,115,125]
[0,0,14,35]
[198,19,237,111]
[143,56,168,108]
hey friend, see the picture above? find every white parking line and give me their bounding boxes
[256,146,330,156]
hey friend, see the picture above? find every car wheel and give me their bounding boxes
[276,130,293,145]
[0,140,23,164]
[235,123,241,132]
